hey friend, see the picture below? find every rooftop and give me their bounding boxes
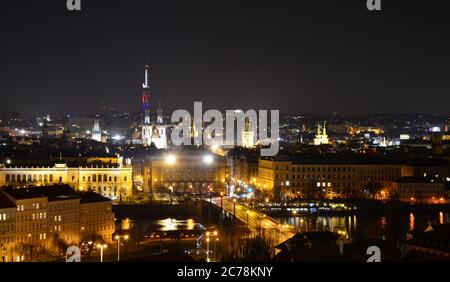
[0,190,15,209]
[1,185,111,204]
[2,185,79,201]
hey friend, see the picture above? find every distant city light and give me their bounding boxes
[431,126,441,132]
[400,134,410,140]
[112,135,124,141]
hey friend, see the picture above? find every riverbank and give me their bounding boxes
[257,199,450,217]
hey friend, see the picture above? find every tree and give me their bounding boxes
[50,232,69,257]
[366,181,383,200]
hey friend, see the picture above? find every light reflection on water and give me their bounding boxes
[156,218,202,231]
[276,211,450,240]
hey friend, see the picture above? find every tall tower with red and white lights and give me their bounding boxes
[141,64,151,124]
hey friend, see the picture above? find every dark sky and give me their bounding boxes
[1,0,450,118]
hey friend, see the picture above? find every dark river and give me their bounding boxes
[275,210,449,240]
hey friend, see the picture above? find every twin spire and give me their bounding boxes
[316,121,327,136]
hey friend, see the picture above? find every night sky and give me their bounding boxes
[1,0,450,117]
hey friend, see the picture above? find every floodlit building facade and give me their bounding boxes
[0,163,133,201]
[0,185,115,262]
[147,149,230,195]
[257,156,415,200]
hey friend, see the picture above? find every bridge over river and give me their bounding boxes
[207,197,296,246]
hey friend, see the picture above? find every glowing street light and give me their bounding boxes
[97,244,107,262]
[206,232,210,262]
[165,154,176,165]
[203,155,213,164]
[114,234,129,261]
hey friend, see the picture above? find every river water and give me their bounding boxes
[275,210,450,240]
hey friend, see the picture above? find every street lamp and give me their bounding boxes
[233,199,236,219]
[97,244,107,262]
[214,237,219,260]
[220,192,224,211]
[114,234,129,261]
[206,232,210,262]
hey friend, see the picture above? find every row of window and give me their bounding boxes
[81,215,113,224]
[17,212,47,221]
[287,166,358,173]
[0,213,13,221]
[0,235,15,244]
[79,174,127,182]
[5,174,61,182]
[0,223,14,232]
[4,174,129,183]
[17,203,46,212]
[16,233,46,243]
[17,222,47,232]
[287,182,357,188]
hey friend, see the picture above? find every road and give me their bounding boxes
[210,197,296,246]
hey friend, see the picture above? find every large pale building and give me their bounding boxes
[0,162,133,202]
[139,148,230,195]
[392,177,447,204]
[0,192,16,262]
[257,155,415,200]
[79,192,115,244]
[0,185,115,262]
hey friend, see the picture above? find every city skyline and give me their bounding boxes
[1,0,450,117]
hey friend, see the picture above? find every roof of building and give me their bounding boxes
[77,191,112,204]
[2,185,112,204]
[2,185,79,201]
[0,190,16,209]
[272,232,357,262]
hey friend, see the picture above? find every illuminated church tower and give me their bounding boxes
[140,66,167,149]
[141,64,151,124]
[314,121,329,145]
[242,116,255,148]
[92,116,102,142]
[151,101,167,149]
